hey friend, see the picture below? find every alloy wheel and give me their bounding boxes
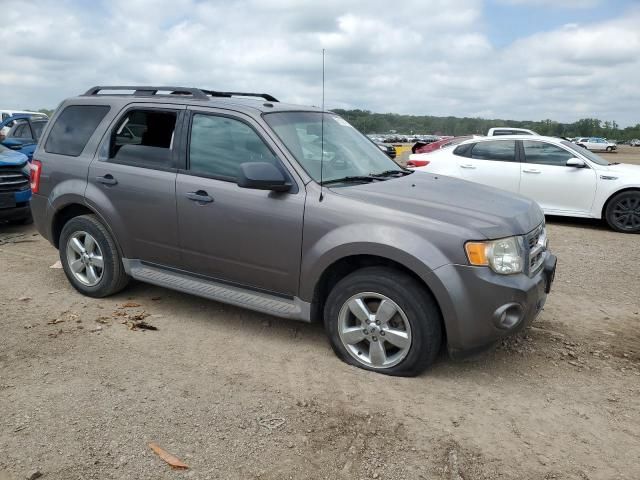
[337,292,412,369]
[611,196,640,231]
[66,231,105,286]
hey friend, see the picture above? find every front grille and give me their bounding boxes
[0,168,29,193]
[526,223,547,275]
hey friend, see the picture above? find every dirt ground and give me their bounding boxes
[1,150,639,480]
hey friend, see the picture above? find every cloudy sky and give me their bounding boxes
[1,0,639,125]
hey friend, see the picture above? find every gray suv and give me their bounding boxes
[30,86,556,376]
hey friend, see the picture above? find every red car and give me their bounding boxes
[408,136,471,167]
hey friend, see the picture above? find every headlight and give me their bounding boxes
[465,236,524,274]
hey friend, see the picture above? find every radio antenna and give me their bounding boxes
[319,48,325,202]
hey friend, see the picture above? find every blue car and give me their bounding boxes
[0,114,48,161]
[0,144,32,224]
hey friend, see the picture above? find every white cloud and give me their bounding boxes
[0,0,638,126]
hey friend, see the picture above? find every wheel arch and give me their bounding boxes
[601,187,640,219]
[51,202,123,257]
[309,254,446,343]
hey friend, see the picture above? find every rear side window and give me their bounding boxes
[108,109,177,169]
[45,105,110,156]
[453,143,473,157]
[471,140,516,162]
[188,114,279,180]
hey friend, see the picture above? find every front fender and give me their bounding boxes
[299,223,452,302]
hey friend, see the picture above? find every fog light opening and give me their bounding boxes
[493,303,524,329]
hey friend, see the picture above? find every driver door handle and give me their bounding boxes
[460,164,476,169]
[186,190,214,204]
[96,174,118,185]
[523,169,541,174]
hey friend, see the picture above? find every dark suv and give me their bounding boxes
[31,86,556,376]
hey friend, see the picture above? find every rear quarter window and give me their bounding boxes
[44,105,110,156]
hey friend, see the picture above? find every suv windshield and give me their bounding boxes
[561,140,610,165]
[264,112,406,184]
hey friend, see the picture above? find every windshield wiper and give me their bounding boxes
[321,175,381,186]
[370,169,412,177]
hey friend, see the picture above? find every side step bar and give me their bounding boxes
[122,260,311,322]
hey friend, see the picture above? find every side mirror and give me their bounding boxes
[566,158,586,168]
[237,162,291,192]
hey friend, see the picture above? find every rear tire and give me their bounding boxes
[59,214,130,297]
[604,191,640,233]
[324,266,442,376]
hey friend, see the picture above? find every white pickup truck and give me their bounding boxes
[487,127,538,136]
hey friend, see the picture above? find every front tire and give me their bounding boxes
[324,266,442,376]
[605,191,640,233]
[59,214,130,297]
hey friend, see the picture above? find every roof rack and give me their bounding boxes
[83,86,279,102]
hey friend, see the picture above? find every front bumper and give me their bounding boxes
[434,253,557,357]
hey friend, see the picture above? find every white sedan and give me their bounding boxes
[408,135,640,233]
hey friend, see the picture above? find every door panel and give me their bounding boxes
[86,105,184,266]
[176,175,304,295]
[456,140,521,193]
[176,110,305,296]
[519,140,597,213]
[87,162,180,265]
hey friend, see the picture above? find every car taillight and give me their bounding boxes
[30,160,42,193]
[407,159,430,168]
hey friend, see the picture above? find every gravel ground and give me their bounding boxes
[1,151,639,479]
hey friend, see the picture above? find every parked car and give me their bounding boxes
[0,145,32,224]
[375,142,397,159]
[630,139,640,147]
[0,114,48,161]
[31,85,556,376]
[575,137,617,152]
[409,135,640,233]
[488,127,538,136]
[409,136,472,165]
[0,110,48,136]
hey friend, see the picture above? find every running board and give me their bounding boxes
[122,259,311,322]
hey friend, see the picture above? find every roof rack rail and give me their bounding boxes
[200,89,279,102]
[83,86,279,102]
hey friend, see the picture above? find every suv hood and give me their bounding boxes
[330,171,544,239]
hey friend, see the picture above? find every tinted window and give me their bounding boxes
[32,121,46,140]
[109,109,177,169]
[189,114,279,180]
[453,143,473,157]
[45,105,109,156]
[523,141,575,166]
[471,141,516,162]
[12,122,30,138]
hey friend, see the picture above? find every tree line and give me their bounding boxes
[332,109,640,141]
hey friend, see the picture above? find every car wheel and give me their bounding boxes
[59,214,130,297]
[324,266,442,376]
[605,191,640,233]
[606,146,613,152]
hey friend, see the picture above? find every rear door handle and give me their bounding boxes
[96,174,118,185]
[460,164,476,169]
[186,190,214,204]
[523,169,541,174]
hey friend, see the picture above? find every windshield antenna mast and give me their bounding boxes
[319,48,325,202]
